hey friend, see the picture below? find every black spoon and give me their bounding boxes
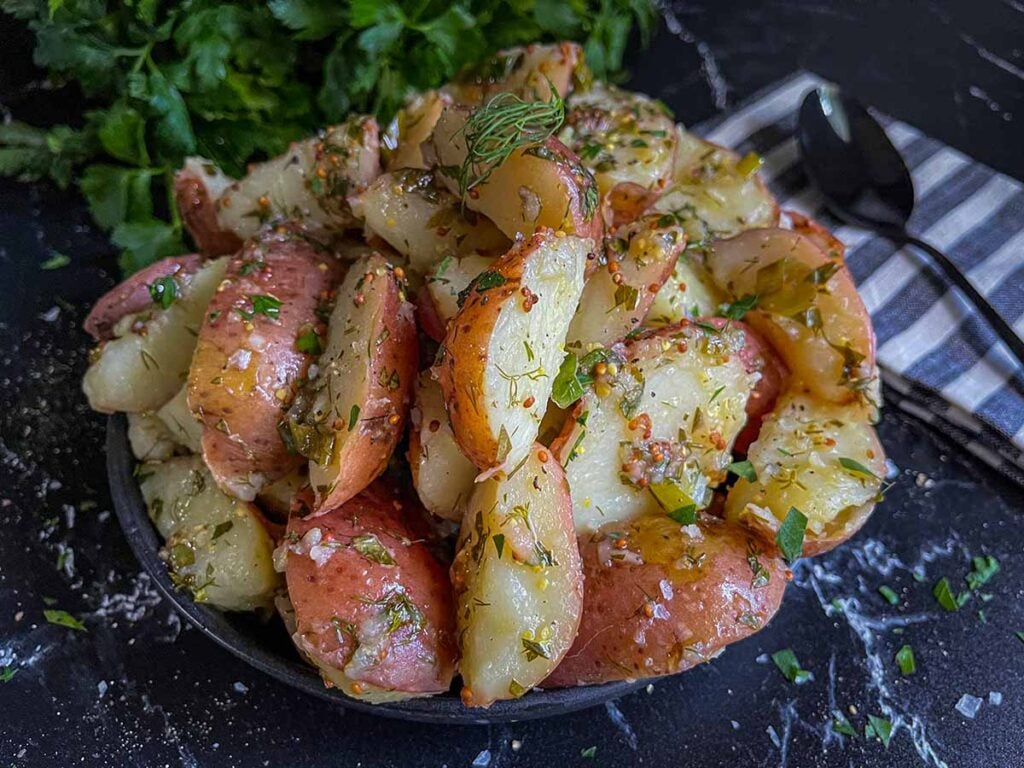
[797,84,1024,369]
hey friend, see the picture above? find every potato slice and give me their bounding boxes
[188,229,344,501]
[356,170,508,274]
[408,372,477,522]
[156,385,203,453]
[545,515,787,686]
[383,90,452,171]
[552,322,757,534]
[139,456,279,611]
[565,214,685,348]
[559,83,677,225]
[444,42,582,105]
[435,230,588,474]
[646,252,725,327]
[431,106,602,242]
[176,116,380,255]
[283,486,457,701]
[451,444,583,707]
[419,252,495,341]
[127,413,183,461]
[283,250,417,514]
[653,128,779,242]
[84,254,204,341]
[725,387,886,556]
[83,257,228,414]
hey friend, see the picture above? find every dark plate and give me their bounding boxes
[105,413,646,724]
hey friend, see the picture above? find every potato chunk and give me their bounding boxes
[82,257,227,414]
[443,42,582,105]
[451,445,582,706]
[435,230,589,474]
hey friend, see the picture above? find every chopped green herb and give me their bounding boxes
[492,533,506,559]
[1015,631,1024,645]
[551,353,585,409]
[240,294,283,320]
[933,577,969,612]
[721,294,758,320]
[878,585,899,605]
[43,609,87,632]
[831,711,857,737]
[296,327,323,355]
[771,648,811,684]
[865,715,893,748]
[839,457,879,479]
[581,746,597,759]
[613,283,640,311]
[351,533,396,566]
[41,252,70,270]
[965,555,999,591]
[347,404,361,431]
[649,481,697,524]
[0,666,17,683]
[895,644,916,676]
[727,460,757,483]
[211,520,233,541]
[776,507,807,564]
[521,636,551,661]
[148,276,179,309]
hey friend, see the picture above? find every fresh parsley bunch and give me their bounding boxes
[1,0,656,274]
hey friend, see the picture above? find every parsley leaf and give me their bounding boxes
[965,555,999,591]
[865,715,893,748]
[43,608,87,632]
[895,644,916,676]
[776,507,807,564]
[551,353,585,409]
[933,577,969,612]
[148,276,179,309]
[771,648,811,684]
[726,460,757,482]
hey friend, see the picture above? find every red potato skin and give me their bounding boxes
[311,261,418,514]
[174,171,244,256]
[285,486,457,694]
[415,287,448,343]
[785,210,846,260]
[84,253,204,341]
[544,515,788,687]
[188,231,344,497]
[694,317,789,455]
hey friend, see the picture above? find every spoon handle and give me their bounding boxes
[901,233,1024,369]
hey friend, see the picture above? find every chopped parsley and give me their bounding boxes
[831,711,857,737]
[933,577,969,612]
[720,294,758,320]
[551,353,585,409]
[348,404,361,431]
[839,457,879,479]
[776,507,807,564]
[965,555,999,591]
[771,648,810,684]
[239,294,282,321]
[878,585,899,605]
[865,715,893,748]
[43,608,87,632]
[895,644,916,676]
[0,666,17,683]
[148,276,179,309]
[726,460,757,482]
[351,533,396,566]
[296,327,323,355]
[41,252,70,270]
[581,746,597,759]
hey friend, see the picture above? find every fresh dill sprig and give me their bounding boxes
[457,86,565,200]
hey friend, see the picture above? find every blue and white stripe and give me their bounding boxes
[695,71,1024,482]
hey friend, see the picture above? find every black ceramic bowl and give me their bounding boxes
[106,413,646,724]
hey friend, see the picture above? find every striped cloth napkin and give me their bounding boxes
[693,71,1024,485]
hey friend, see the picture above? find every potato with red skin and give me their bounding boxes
[284,485,457,701]
[444,42,581,105]
[84,254,204,341]
[544,514,787,687]
[283,249,418,514]
[784,209,846,260]
[566,214,686,348]
[176,116,380,256]
[435,230,588,475]
[431,105,602,243]
[383,90,452,171]
[188,229,343,501]
[696,317,788,455]
[419,253,495,343]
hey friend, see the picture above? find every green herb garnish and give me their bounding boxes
[551,354,585,409]
[831,711,857,737]
[965,555,999,591]
[148,276,178,309]
[776,507,807,564]
[239,294,282,321]
[581,746,597,759]
[839,457,879,480]
[726,460,757,483]
[352,533,396,566]
[771,648,810,684]
[878,585,899,605]
[43,609,87,632]
[895,644,916,676]
[865,715,893,748]
[0,666,18,683]
[41,252,70,270]
[933,577,969,612]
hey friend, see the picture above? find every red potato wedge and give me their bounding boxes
[283,486,457,701]
[705,228,877,405]
[419,252,495,342]
[283,250,417,514]
[565,214,685,349]
[139,455,280,611]
[444,42,582,105]
[383,90,452,171]
[725,386,886,557]
[355,170,509,274]
[451,445,583,707]
[559,83,677,227]
[156,384,203,453]
[175,116,380,255]
[653,128,779,242]
[551,322,759,534]
[84,254,204,341]
[187,229,344,501]
[431,106,603,243]
[435,230,589,474]
[783,210,846,260]
[544,514,787,686]
[83,257,228,414]
[408,372,477,522]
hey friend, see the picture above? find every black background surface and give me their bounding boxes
[1,2,1023,766]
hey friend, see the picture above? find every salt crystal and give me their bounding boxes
[97,681,108,697]
[510,740,521,752]
[472,749,491,767]
[955,694,983,719]
[766,725,781,747]
[233,681,249,694]
[989,691,1002,706]
[731,720,741,730]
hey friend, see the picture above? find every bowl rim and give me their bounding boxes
[106,413,647,724]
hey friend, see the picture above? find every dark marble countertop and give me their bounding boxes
[1,2,1023,766]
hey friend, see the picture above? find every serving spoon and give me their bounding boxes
[797,84,1024,369]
